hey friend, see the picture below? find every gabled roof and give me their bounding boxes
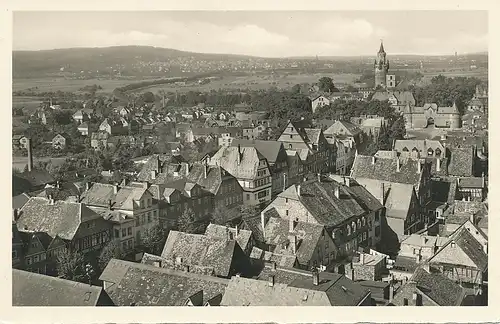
[221,269,370,306]
[80,183,149,210]
[205,223,253,252]
[408,267,467,306]
[264,217,328,265]
[230,139,285,164]
[186,163,235,195]
[429,227,488,271]
[99,259,227,306]
[208,146,267,180]
[13,269,107,306]
[324,120,363,137]
[394,139,445,155]
[277,178,380,227]
[161,231,238,278]
[16,197,100,240]
[15,169,55,188]
[351,154,425,188]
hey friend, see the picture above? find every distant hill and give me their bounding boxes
[12,46,260,79]
[12,45,488,79]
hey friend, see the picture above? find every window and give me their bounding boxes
[375,211,380,221]
[114,229,120,238]
[352,221,357,232]
[92,235,98,246]
[122,228,127,237]
[289,144,292,149]
[34,255,39,263]
[347,224,352,236]
[122,242,127,251]
[286,210,289,216]
[31,241,37,248]
[26,257,32,265]
[435,148,442,157]
[246,194,250,200]
[135,218,140,226]
[128,227,133,235]
[148,212,152,223]
[12,250,17,259]
[362,217,366,227]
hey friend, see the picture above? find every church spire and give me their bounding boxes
[378,40,385,54]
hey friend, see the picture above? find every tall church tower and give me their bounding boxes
[374,40,390,89]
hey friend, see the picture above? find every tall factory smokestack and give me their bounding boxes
[27,138,33,172]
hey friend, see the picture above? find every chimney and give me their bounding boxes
[317,173,321,182]
[268,274,275,287]
[396,158,401,172]
[261,211,266,239]
[412,292,420,306]
[48,194,54,205]
[371,156,376,164]
[289,217,295,232]
[151,170,157,180]
[204,163,208,179]
[350,268,355,281]
[334,186,340,199]
[288,234,297,254]
[312,269,320,286]
[108,199,113,209]
[417,160,422,173]
[113,185,118,194]
[389,282,394,303]
[380,182,385,205]
[416,254,422,264]
[185,164,190,177]
[282,173,287,192]
[345,177,350,187]
[421,236,427,245]
[359,252,365,265]
[457,178,461,186]
[27,138,33,172]
[271,261,276,270]
[436,158,441,172]
[470,213,475,224]
[235,225,239,237]
[237,144,242,165]
[297,184,301,196]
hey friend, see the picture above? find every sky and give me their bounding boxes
[13,11,488,57]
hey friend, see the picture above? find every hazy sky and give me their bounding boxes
[13,11,488,57]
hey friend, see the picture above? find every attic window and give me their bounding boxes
[302,294,308,301]
[402,147,409,152]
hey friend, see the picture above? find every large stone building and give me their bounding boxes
[403,103,461,129]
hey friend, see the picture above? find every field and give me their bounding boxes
[128,73,361,94]
[13,77,137,94]
[13,73,361,96]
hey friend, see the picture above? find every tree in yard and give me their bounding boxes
[211,205,231,226]
[141,224,170,255]
[177,207,199,234]
[56,248,86,283]
[239,205,260,219]
[98,239,124,271]
[318,77,337,93]
[291,84,302,94]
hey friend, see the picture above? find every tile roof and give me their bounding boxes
[458,176,485,189]
[186,163,232,195]
[394,139,445,155]
[400,234,448,248]
[222,269,369,306]
[324,120,363,137]
[448,147,474,177]
[161,231,237,277]
[209,146,267,180]
[99,259,228,306]
[351,154,425,188]
[429,227,488,271]
[80,183,149,210]
[249,247,297,268]
[16,197,100,240]
[13,269,107,306]
[136,153,187,182]
[411,267,466,306]
[205,223,253,252]
[263,217,326,265]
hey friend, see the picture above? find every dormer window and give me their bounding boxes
[427,148,434,156]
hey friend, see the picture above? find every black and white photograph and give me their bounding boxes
[9,9,490,309]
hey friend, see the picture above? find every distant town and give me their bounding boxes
[12,40,488,307]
